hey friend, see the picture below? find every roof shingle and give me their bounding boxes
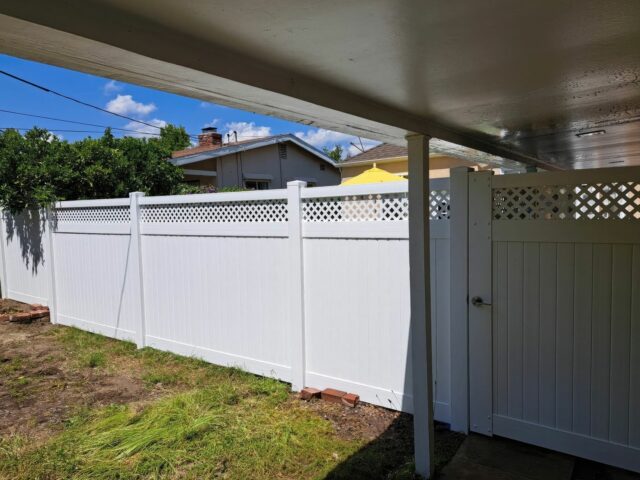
[341,143,407,164]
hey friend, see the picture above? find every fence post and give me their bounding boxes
[45,208,58,324]
[449,166,472,433]
[129,192,146,348]
[0,212,8,300]
[287,180,307,392]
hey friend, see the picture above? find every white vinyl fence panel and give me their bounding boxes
[0,181,452,422]
[0,210,52,305]
[139,192,292,382]
[51,199,139,341]
[302,179,451,419]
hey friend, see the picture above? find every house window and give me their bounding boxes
[244,180,270,190]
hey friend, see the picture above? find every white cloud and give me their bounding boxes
[203,118,220,128]
[223,121,271,142]
[199,101,212,108]
[106,95,156,117]
[103,80,123,95]
[122,118,167,138]
[295,128,379,159]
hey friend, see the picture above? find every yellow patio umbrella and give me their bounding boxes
[341,163,407,185]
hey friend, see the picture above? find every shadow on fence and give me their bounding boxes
[4,210,47,274]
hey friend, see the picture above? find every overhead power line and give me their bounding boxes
[0,126,162,137]
[0,109,166,135]
[0,70,193,136]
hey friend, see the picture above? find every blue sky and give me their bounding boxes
[0,54,377,157]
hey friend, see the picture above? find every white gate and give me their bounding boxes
[468,167,640,472]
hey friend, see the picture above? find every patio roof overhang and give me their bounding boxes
[1,1,639,171]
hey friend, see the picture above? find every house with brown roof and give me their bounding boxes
[339,143,487,182]
[171,127,340,189]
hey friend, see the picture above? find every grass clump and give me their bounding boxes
[84,351,106,368]
[0,383,358,479]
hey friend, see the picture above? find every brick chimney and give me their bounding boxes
[198,127,223,148]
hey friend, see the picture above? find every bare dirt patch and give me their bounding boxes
[299,396,464,474]
[0,299,32,315]
[0,317,147,441]
[299,396,407,442]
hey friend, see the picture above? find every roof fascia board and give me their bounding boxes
[170,134,338,168]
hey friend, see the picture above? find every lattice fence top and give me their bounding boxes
[430,188,450,221]
[140,200,288,223]
[302,190,450,222]
[493,181,640,220]
[53,206,130,223]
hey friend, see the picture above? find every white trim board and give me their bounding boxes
[492,220,640,244]
[493,415,640,474]
[145,335,292,384]
[140,222,288,238]
[7,290,48,306]
[56,314,136,343]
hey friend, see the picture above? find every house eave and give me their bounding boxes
[169,134,338,168]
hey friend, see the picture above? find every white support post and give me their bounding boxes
[407,133,435,479]
[287,180,307,392]
[45,208,58,324]
[129,192,146,348]
[0,212,8,300]
[449,167,472,433]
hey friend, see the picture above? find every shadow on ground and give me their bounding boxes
[326,417,464,480]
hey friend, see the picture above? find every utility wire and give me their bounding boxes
[0,109,166,135]
[0,126,163,137]
[0,70,189,134]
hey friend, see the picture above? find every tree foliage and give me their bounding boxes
[0,125,191,213]
[322,144,344,163]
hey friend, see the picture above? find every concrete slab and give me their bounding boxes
[572,459,640,480]
[438,434,574,480]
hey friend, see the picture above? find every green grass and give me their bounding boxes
[141,371,180,387]
[0,326,461,479]
[0,383,357,479]
[84,351,106,368]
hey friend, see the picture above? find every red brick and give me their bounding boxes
[0,304,49,323]
[341,393,360,407]
[321,388,347,404]
[299,387,321,401]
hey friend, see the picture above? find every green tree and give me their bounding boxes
[0,125,191,213]
[322,144,344,163]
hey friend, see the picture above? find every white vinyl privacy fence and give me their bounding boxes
[4,165,640,473]
[0,180,453,422]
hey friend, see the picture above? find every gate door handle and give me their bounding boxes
[471,296,492,307]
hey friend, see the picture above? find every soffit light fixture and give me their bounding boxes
[576,129,606,138]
